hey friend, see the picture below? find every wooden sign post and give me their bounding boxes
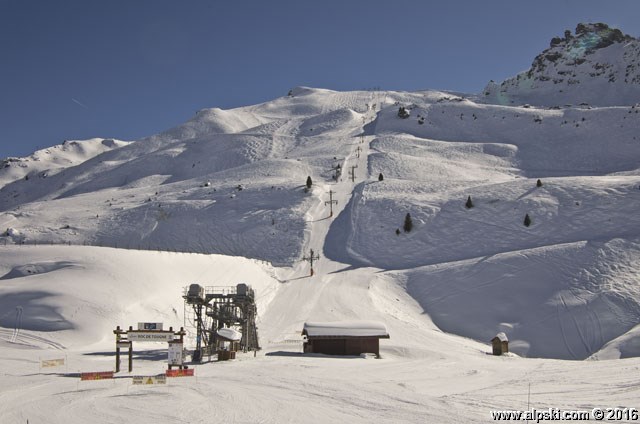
[114,324,186,373]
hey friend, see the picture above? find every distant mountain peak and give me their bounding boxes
[557,22,628,50]
[483,23,640,106]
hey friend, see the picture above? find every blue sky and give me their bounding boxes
[1,0,639,158]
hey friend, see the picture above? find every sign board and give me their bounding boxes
[138,322,163,331]
[127,331,174,342]
[166,368,194,377]
[41,358,65,368]
[81,371,114,381]
[132,375,167,385]
[117,342,131,349]
[168,342,183,366]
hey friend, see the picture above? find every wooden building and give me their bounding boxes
[302,321,389,358]
[491,332,509,356]
[216,327,241,361]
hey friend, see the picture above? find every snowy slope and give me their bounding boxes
[0,138,130,187]
[1,246,639,423]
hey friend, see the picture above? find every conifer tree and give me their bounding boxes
[306,176,312,189]
[378,173,384,182]
[465,195,474,209]
[524,213,532,227]
[397,106,410,119]
[403,213,413,233]
[536,179,542,187]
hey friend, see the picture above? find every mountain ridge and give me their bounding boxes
[482,22,640,106]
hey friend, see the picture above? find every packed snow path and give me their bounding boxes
[262,99,382,343]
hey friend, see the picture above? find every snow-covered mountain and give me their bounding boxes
[483,23,640,106]
[1,22,640,423]
[0,137,130,187]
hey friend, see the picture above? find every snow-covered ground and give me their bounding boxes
[2,245,639,423]
[2,24,640,422]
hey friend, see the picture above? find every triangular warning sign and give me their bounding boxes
[146,377,154,384]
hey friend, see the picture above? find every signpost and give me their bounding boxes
[114,324,186,373]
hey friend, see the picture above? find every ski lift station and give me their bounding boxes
[183,283,259,362]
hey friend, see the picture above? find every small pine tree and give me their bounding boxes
[395,228,400,236]
[524,213,532,227]
[536,179,542,187]
[403,213,413,233]
[465,195,474,209]
[306,176,312,189]
[378,173,384,182]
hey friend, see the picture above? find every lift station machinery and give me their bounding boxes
[183,283,260,362]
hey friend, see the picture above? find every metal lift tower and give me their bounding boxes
[183,283,260,362]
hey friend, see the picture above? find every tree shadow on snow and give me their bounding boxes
[516,187,538,200]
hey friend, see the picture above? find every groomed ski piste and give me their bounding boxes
[2,24,640,423]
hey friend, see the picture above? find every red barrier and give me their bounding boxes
[81,371,114,381]
[166,368,194,377]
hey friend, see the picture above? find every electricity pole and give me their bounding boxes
[325,190,338,217]
[302,249,320,276]
[349,164,358,182]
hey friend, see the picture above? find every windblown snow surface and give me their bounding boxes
[2,26,640,423]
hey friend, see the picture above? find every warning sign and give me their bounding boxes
[166,368,194,377]
[81,371,114,381]
[132,375,167,385]
[41,358,65,368]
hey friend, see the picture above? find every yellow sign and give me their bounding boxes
[41,358,65,368]
[132,375,167,385]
